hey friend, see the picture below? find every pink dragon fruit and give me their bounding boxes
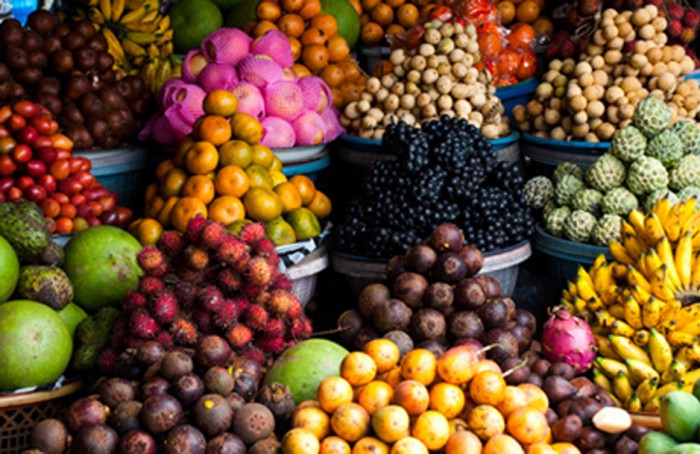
[201,28,252,66]
[237,55,283,88]
[320,106,344,141]
[181,50,210,83]
[250,30,294,68]
[260,117,296,148]
[232,83,266,119]
[264,80,304,121]
[541,306,597,373]
[297,77,332,113]
[292,111,326,145]
[197,63,239,92]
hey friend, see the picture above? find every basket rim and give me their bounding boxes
[0,380,83,408]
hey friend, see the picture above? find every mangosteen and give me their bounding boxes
[358,283,390,318]
[383,330,414,358]
[514,309,537,333]
[417,339,447,358]
[206,433,246,454]
[479,299,510,329]
[49,48,73,74]
[447,311,484,340]
[386,255,407,281]
[432,252,467,284]
[531,359,551,377]
[454,278,486,310]
[74,19,97,38]
[226,393,246,414]
[428,223,464,252]
[61,32,85,51]
[141,377,170,399]
[392,272,428,308]
[373,299,412,333]
[354,326,380,350]
[230,357,263,383]
[501,357,530,385]
[256,383,295,423]
[510,324,533,353]
[137,341,166,367]
[410,308,446,341]
[192,394,233,437]
[195,335,232,369]
[17,67,41,85]
[72,424,118,454]
[87,34,108,52]
[162,424,206,454]
[525,373,543,387]
[482,329,518,361]
[248,437,282,454]
[172,374,205,407]
[30,419,69,454]
[232,373,259,402]
[0,63,10,83]
[549,362,576,380]
[110,400,142,434]
[475,275,502,298]
[336,310,365,347]
[117,430,157,454]
[458,245,484,277]
[65,397,108,433]
[23,30,42,51]
[576,427,606,451]
[98,377,137,408]
[424,282,454,311]
[140,394,183,434]
[232,403,275,445]
[405,244,437,274]
[544,408,559,427]
[160,351,194,382]
[203,367,235,396]
[625,424,652,442]
[27,10,56,35]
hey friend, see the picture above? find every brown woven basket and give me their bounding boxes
[0,380,83,454]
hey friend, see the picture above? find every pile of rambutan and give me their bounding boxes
[99,216,313,373]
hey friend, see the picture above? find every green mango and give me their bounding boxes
[693,378,700,403]
[639,432,679,454]
[668,444,700,454]
[661,391,700,442]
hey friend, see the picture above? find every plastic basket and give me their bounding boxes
[496,77,539,122]
[281,150,330,183]
[522,133,611,177]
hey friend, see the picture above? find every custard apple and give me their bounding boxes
[555,175,585,206]
[572,189,603,215]
[543,200,557,218]
[545,206,572,237]
[646,130,684,167]
[610,126,647,162]
[670,155,700,190]
[670,120,700,155]
[644,189,679,212]
[626,157,669,195]
[553,162,584,184]
[602,187,639,215]
[524,176,554,209]
[633,97,672,137]
[678,186,700,202]
[563,210,597,243]
[586,153,626,193]
[592,214,623,246]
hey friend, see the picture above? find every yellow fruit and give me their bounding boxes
[243,187,283,222]
[220,140,253,168]
[246,164,274,190]
[286,207,321,240]
[275,182,303,213]
[252,144,275,168]
[270,170,288,187]
[307,190,332,218]
[265,218,297,246]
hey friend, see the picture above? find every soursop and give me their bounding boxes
[626,156,669,195]
[72,307,121,371]
[0,202,51,263]
[646,130,684,167]
[670,155,700,190]
[678,186,700,201]
[602,187,639,215]
[543,200,557,218]
[644,189,679,212]
[524,176,554,209]
[670,119,700,155]
[592,215,623,246]
[563,210,597,243]
[572,189,603,215]
[610,126,647,162]
[16,266,73,310]
[553,162,584,184]
[586,153,626,193]
[545,206,571,237]
[633,97,672,137]
[555,175,585,206]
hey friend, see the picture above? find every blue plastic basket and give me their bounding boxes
[8,0,36,24]
[281,152,330,183]
[522,133,611,177]
[496,77,539,122]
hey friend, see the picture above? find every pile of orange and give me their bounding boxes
[281,341,582,454]
[246,0,367,110]
[129,89,331,246]
[354,0,422,46]
[496,0,553,41]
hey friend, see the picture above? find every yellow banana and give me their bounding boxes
[633,329,650,347]
[594,263,614,294]
[573,297,588,315]
[147,43,160,58]
[88,7,106,24]
[119,6,149,24]
[627,265,652,294]
[592,254,608,274]
[665,200,687,242]
[626,358,660,385]
[667,331,698,348]
[629,284,651,306]
[643,396,661,412]
[654,380,684,398]
[595,335,623,361]
[160,41,174,59]
[621,221,637,238]
[124,20,159,33]
[657,237,682,290]
[141,59,158,86]
[125,32,158,45]
[629,210,647,236]
[680,344,700,362]
[140,9,159,23]
[623,233,645,259]
[593,368,613,391]
[675,231,693,289]
[642,297,663,329]
[122,38,147,57]
[102,28,126,66]
[637,377,659,404]
[660,299,682,326]
[99,0,112,21]
[600,285,620,306]
[653,197,672,226]
[610,241,635,265]
[609,334,652,365]
[691,255,700,288]
[661,360,687,384]
[567,282,578,299]
[636,252,650,279]
[627,392,642,412]
[678,320,700,336]
[596,357,629,379]
[609,303,626,320]
[623,296,643,330]
[155,14,170,34]
[155,29,174,46]
[644,248,664,276]
[112,0,125,21]
[650,266,676,301]
[125,0,144,9]
[613,371,633,402]
[577,267,595,291]
[154,58,172,91]
[645,213,666,244]
[682,367,700,385]
[648,328,673,374]
[682,211,700,236]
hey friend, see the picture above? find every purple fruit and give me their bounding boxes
[172,373,205,407]
[206,433,246,454]
[98,377,137,408]
[432,252,467,284]
[232,403,275,445]
[72,424,118,454]
[448,311,484,340]
[424,282,454,311]
[118,430,157,454]
[195,335,232,369]
[136,341,166,367]
[405,244,437,274]
[458,245,484,277]
[65,397,108,433]
[162,424,206,454]
[386,255,407,281]
[358,284,390,318]
[110,400,142,434]
[203,366,235,396]
[140,394,183,434]
[454,278,487,310]
[141,377,170,399]
[373,299,412,333]
[192,394,233,437]
[428,223,464,252]
[410,308,446,341]
[256,382,295,423]
[30,419,69,454]
[383,330,414,359]
[160,351,194,382]
[392,272,428,308]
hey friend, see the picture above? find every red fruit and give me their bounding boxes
[291,317,313,338]
[159,231,186,257]
[16,126,38,144]
[669,3,684,20]
[271,274,292,292]
[37,174,56,194]
[560,40,576,59]
[24,184,46,202]
[231,296,251,315]
[244,305,269,331]
[0,137,15,155]
[0,156,16,176]
[57,177,83,196]
[669,19,683,37]
[261,317,285,338]
[267,290,298,316]
[0,177,13,192]
[217,268,242,294]
[123,291,147,312]
[683,10,700,28]
[11,144,32,163]
[97,348,120,375]
[242,346,265,364]
[174,281,197,308]
[7,187,21,201]
[184,245,209,271]
[286,299,302,320]
[33,136,52,149]
[246,256,276,287]
[184,214,208,244]
[192,309,217,334]
[129,309,159,339]
[170,318,199,345]
[35,147,58,164]
[17,176,34,190]
[30,116,54,135]
[227,324,253,348]
[156,331,174,348]
[256,336,285,355]
[178,269,206,286]
[214,299,239,329]
[242,282,267,301]
[69,158,83,174]
[149,291,179,325]
[26,159,47,178]
[138,246,166,273]
[110,317,128,349]
[238,222,266,245]
[681,27,696,43]
[197,286,224,313]
[73,171,96,189]
[9,114,26,131]
[124,336,146,348]
[216,237,249,269]
[148,262,171,278]
[252,237,276,258]
[139,276,166,296]
[201,222,229,249]
[578,0,601,16]
[13,101,40,118]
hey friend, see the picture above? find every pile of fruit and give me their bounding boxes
[562,199,700,411]
[336,119,533,257]
[69,0,180,92]
[524,97,700,245]
[340,19,511,140]
[0,10,154,150]
[514,6,700,142]
[543,0,603,62]
[638,382,700,452]
[496,0,552,40]
[142,28,344,149]
[0,101,133,235]
[355,0,422,45]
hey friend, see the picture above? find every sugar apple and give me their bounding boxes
[543,200,557,218]
[602,187,639,215]
[586,153,626,193]
[545,206,572,237]
[670,155,700,190]
[626,156,669,195]
[572,189,603,215]
[610,126,647,162]
[553,162,584,184]
[633,97,672,137]
[555,175,585,206]
[524,176,554,209]
[644,189,679,212]
[678,186,700,201]
[592,214,623,246]
[646,130,684,167]
[670,120,700,155]
[563,210,597,243]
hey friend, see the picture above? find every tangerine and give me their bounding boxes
[508,23,536,49]
[185,141,219,175]
[292,63,312,78]
[302,44,330,72]
[302,27,329,46]
[532,17,553,38]
[278,13,305,38]
[361,22,384,45]
[300,0,322,19]
[131,218,164,246]
[231,113,263,144]
[370,3,394,27]
[478,32,503,60]
[243,187,282,221]
[253,20,279,38]
[516,49,538,80]
[274,182,303,213]
[317,376,354,413]
[289,36,302,60]
[203,89,239,117]
[269,169,288,187]
[381,366,403,389]
[341,351,378,386]
[215,165,250,198]
[506,407,549,445]
[327,36,350,63]
[498,1,516,24]
[265,217,297,245]
[386,24,405,37]
[256,1,282,22]
[321,64,345,87]
[391,437,429,454]
[469,370,507,406]
[282,428,320,454]
[220,140,253,168]
[386,0,405,7]
[362,0,381,10]
[246,164,274,189]
[160,167,188,198]
[144,195,165,218]
[396,3,419,27]
[289,174,317,204]
[251,144,275,168]
[348,0,362,15]
[155,159,176,181]
[171,197,207,232]
[311,13,339,36]
[281,0,304,12]
[496,386,528,418]
[517,384,549,413]
[467,405,506,441]
[208,196,245,226]
[182,175,216,205]
[353,437,389,454]
[516,1,540,23]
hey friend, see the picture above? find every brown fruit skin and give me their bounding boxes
[447,310,484,341]
[256,383,296,423]
[428,223,464,252]
[358,283,391,318]
[482,329,518,361]
[160,351,194,382]
[392,272,428,309]
[203,366,235,396]
[98,377,137,409]
[459,245,484,277]
[30,419,69,454]
[373,299,413,333]
[192,394,234,437]
[383,330,414,358]
[247,437,282,454]
[416,339,447,359]
[140,395,184,434]
[118,430,157,454]
[336,310,365,347]
[162,424,207,454]
[137,341,166,367]
[432,252,467,284]
[206,433,246,454]
[110,401,143,434]
[454,278,487,310]
[72,424,118,454]
[195,335,232,369]
[386,255,407,281]
[405,244,437,274]
[543,375,577,404]
[424,282,454,311]
[475,275,502,298]
[141,377,170,400]
[172,374,206,408]
[232,403,275,445]
[552,414,583,443]
[410,308,447,341]
[65,398,108,434]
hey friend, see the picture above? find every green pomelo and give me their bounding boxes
[668,444,700,454]
[0,300,72,390]
[64,226,142,313]
[321,0,360,49]
[264,339,349,405]
[0,235,19,303]
[226,0,258,29]
[211,0,244,12]
[639,432,679,454]
[170,0,224,53]
[56,303,88,337]
[661,391,700,442]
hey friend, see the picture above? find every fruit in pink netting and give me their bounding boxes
[260,117,296,148]
[160,79,207,113]
[292,111,326,145]
[233,83,265,119]
[201,28,252,66]
[251,30,294,68]
[181,50,210,83]
[237,55,283,88]
[197,63,239,92]
[320,107,344,142]
[264,81,304,121]
[541,306,596,374]
[297,77,331,113]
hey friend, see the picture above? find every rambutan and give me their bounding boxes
[201,222,229,249]
[252,237,276,258]
[681,26,696,43]
[138,276,165,296]
[185,215,208,244]
[149,290,179,324]
[669,19,683,37]
[184,245,210,270]
[129,309,159,339]
[96,348,120,375]
[253,290,271,306]
[138,246,166,274]
[669,3,684,20]
[170,318,199,345]
[246,256,276,287]
[286,299,303,320]
[244,304,269,330]
[215,299,239,329]
[291,317,313,339]
[243,282,267,300]
[122,291,147,312]
[217,268,242,294]
[197,285,224,312]
[231,296,251,314]
[192,308,217,334]
[124,335,147,348]
[267,290,298,316]
[256,336,286,355]
[227,324,253,348]
[174,281,197,308]
[110,317,128,349]
[216,237,249,268]
[155,331,174,348]
[159,230,185,257]
[239,222,266,245]
[178,269,206,286]
[684,10,700,28]
[262,317,285,338]
[242,345,265,364]
[271,274,293,292]
[148,262,171,278]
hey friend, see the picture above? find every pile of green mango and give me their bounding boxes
[640,379,700,454]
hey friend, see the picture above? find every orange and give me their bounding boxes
[321,64,345,87]
[330,403,370,443]
[215,165,250,198]
[338,60,361,82]
[386,0,405,6]
[246,164,274,189]
[483,434,524,454]
[331,88,344,109]
[353,437,389,454]
[281,0,304,12]
[391,437,429,454]
[429,383,466,419]
[145,195,165,218]
[371,405,410,443]
[516,49,537,80]
[270,156,283,172]
[156,196,178,227]
[386,24,405,37]
[208,196,245,226]
[286,207,321,240]
[257,1,282,21]
[497,1,516,25]
[469,371,507,406]
[253,20,279,38]
[392,380,429,416]
[363,339,400,373]
[220,140,253,168]
[516,0,540,23]
[243,187,283,222]
[506,407,549,445]
[478,32,503,60]
[278,13,305,38]
[357,381,394,415]
[269,170,288,187]
[341,352,377,387]
[289,174,317,205]
[362,0,380,9]
[300,0,322,19]
[196,115,232,145]
[317,376,354,413]
[291,63,312,78]
[171,197,207,232]
[400,349,436,386]
[160,167,188,198]
[348,0,362,15]
[289,36,302,61]
[508,23,536,49]
[155,159,176,181]
[174,135,195,167]
[467,405,506,441]
[340,83,362,103]
[203,89,239,117]
[302,27,329,47]
[231,113,263,145]
[444,431,483,454]
[182,175,216,205]
[532,17,553,38]
[310,14,338,37]
[396,3,419,27]
[411,411,449,451]
[307,190,332,218]
[251,144,275,168]
[130,218,164,246]
[361,22,384,45]
[320,436,351,454]
[144,182,159,203]
[185,141,219,175]
[292,406,332,440]
[370,3,394,27]
[517,384,549,413]
[274,182,303,213]
[302,44,330,72]
[327,36,350,63]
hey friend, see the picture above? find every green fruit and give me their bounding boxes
[693,378,700,402]
[0,300,72,390]
[321,0,360,48]
[661,391,700,442]
[170,0,223,53]
[286,207,321,241]
[0,235,19,303]
[56,303,88,338]
[210,0,244,11]
[64,226,142,313]
[264,339,349,405]
[668,444,700,454]
[0,202,51,263]
[17,265,73,310]
[226,0,258,29]
[639,432,679,454]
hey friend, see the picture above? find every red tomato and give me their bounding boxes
[69,158,82,174]
[40,198,61,218]
[29,116,55,135]
[70,194,86,206]
[516,50,538,80]
[59,203,77,219]
[0,156,17,177]
[25,160,47,178]
[33,136,53,149]
[16,176,34,190]
[99,195,116,212]
[11,144,32,163]
[0,177,14,192]
[49,159,71,180]
[51,192,69,204]
[9,114,27,131]
[35,147,58,164]
[37,174,57,194]
[13,101,40,118]
[7,186,22,201]
[0,126,10,139]
[49,134,74,150]
[55,217,73,234]
[73,171,96,189]
[44,217,56,234]
[24,184,47,202]
[56,149,71,160]
[16,126,38,145]
[57,177,83,196]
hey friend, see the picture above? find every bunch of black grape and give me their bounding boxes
[335,117,535,258]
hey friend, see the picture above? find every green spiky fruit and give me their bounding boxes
[670,120,700,155]
[524,176,554,209]
[592,214,623,246]
[563,210,597,243]
[644,189,679,212]
[572,189,603,215]
[543,200,557,218]
[626,156,669,195]
[670,155,700,190]
[553,162,584,184]
[646,130,684,167]
[555,175,585,206]
[545,206,571,237]
[602,187,639,216]
[677,186,700,201]
[586,153,626,193]
[610,126,647,162]
[633,97,672,137]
